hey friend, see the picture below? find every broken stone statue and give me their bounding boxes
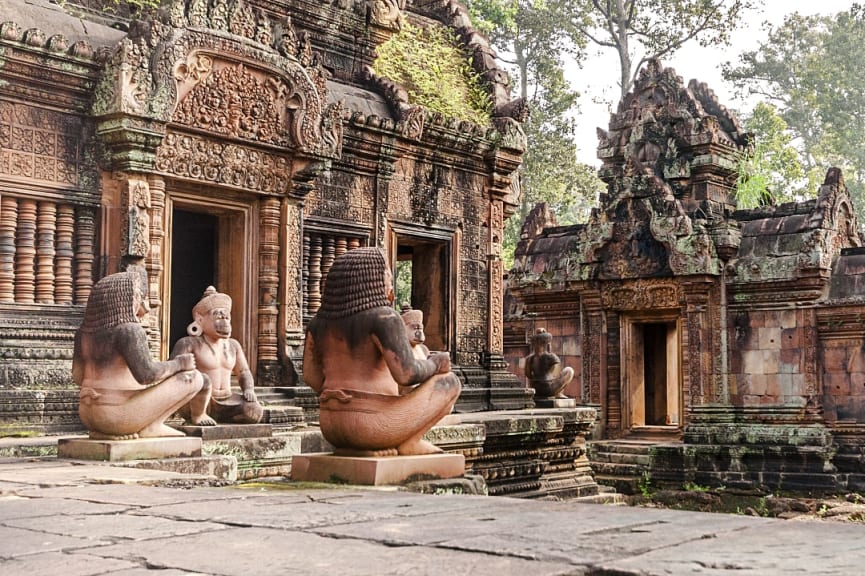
[172,286,264,425]
[73,266,205,439]
[302,247,461,455]
[525,328,574,399]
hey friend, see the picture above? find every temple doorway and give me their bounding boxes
[388,223,456,353]
[622,316,681,431]
[163,193,257,366]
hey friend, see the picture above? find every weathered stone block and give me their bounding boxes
[759,327,782,350]
[58,437,202,461]
[290,453,466,485]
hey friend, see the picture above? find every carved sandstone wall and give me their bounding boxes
[0,0,529,433]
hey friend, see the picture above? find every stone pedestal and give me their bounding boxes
[534,398,577,408]
[173,424,273,440]
[58,437,202,461]
[291,453,466,486]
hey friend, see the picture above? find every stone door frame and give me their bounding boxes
[620,310,683,433]
[160,187,259,368]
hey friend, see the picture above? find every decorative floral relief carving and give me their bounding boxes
[0,101,82,187]
[601,281,681,310]
[154,131,290,194]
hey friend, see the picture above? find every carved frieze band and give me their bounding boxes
[489,258,504,353]
[601,281,681,310]
[154,131,291,194]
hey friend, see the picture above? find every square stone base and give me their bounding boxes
[173,424,273,440]
[58,437,202,462]
[534,397,577,408]
[291,452,466,486]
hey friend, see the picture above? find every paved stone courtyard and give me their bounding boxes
[2,457,864,576]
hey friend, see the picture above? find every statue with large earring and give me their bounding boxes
[172,286,264,425]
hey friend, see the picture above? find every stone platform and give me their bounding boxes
[57,436,202,461]
[291,452,466,485]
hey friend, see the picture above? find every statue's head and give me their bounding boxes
[531,328,552,352]
[189,286,232,339]
[401,308,425,347]
[316,247,392,319]
[80,265,149,332]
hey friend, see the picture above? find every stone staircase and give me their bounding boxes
[588,439,655,495]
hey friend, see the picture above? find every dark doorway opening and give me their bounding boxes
[169,209,217,351]
[643,323,669,426]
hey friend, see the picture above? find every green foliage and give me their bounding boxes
[682,481,711,493]
[373,21,492,125]
[394,260,412,311]
[724,6,865,215]
[638,470,653,498]
[735,102,809,208]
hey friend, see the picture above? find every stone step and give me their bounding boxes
[594,474,641,495]
[590,461,645,476]
[602,452,651,466]
[589,441,657,455]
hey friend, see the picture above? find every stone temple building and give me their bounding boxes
[0,0,534,435]
[506,60,865,493]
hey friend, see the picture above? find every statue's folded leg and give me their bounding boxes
[80,371,203,438]
[319,372,461,455]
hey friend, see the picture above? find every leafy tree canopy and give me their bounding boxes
[466,1,604,268]
[735,102,809,209]
[575,0,754,100]
[724,5,865,214]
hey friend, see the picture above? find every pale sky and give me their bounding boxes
[570,1,855,165]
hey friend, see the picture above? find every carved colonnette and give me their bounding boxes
[0,16,103,408]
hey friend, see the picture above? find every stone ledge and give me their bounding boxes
[291,452,466,486]
[174,423,273,440]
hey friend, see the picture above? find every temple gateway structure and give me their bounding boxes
[0,0,533,434]
[506,60,865,493]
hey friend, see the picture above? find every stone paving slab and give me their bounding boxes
[84,526,572,576]
[0,550,139,576]
[15,482,271,507]
[0,458,215,487]
[129,488,494,531]
[3,457,865,575]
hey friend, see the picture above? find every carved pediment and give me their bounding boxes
[93,2,343,162]
[174,57,314,148]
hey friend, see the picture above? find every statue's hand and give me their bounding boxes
[429,352,451,374]
[176,353,196,372]
[243,389,256,402]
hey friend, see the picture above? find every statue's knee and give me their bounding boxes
[435,373,462,398]
[199,372,211,393]
[181,370,205,394]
